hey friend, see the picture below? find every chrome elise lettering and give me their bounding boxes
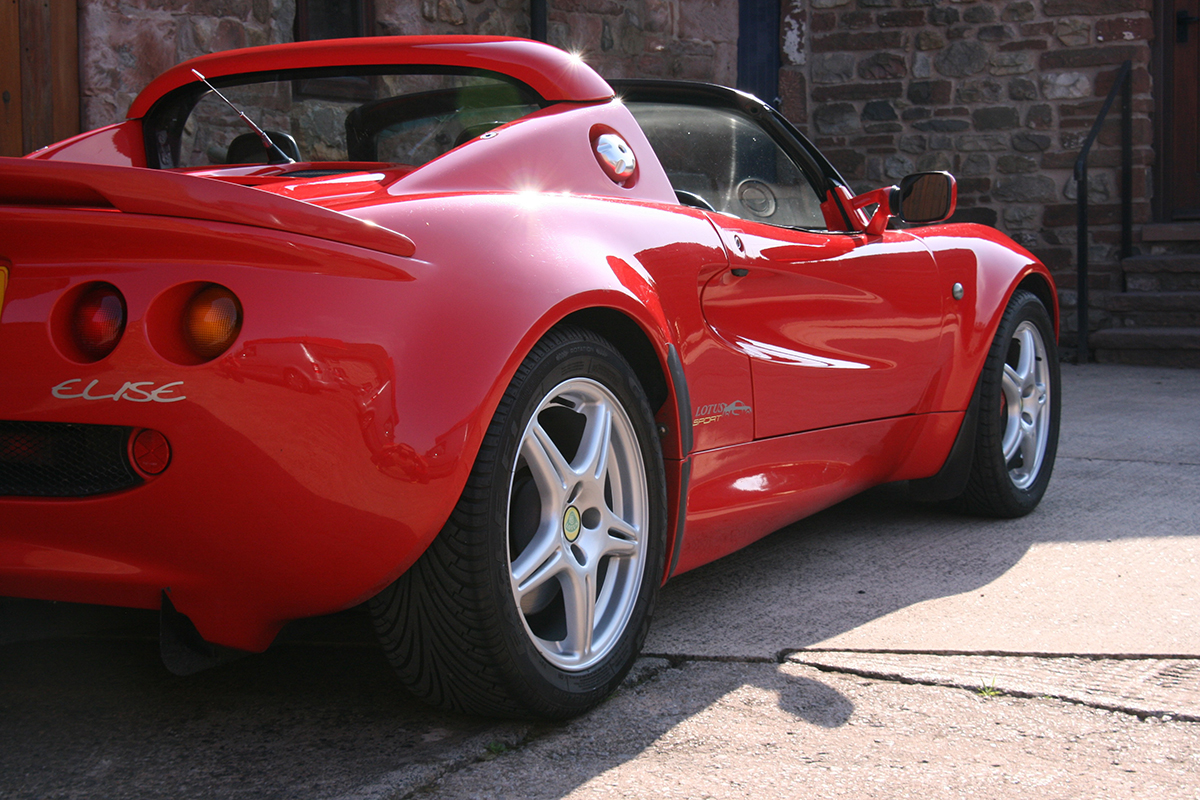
[52,379,187,404]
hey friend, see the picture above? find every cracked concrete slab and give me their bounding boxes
[2,364,1198,799]
[790,651,1200,722]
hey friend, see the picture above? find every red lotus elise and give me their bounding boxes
[0,36,1059,718]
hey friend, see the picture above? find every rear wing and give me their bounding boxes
[0,157,416,259]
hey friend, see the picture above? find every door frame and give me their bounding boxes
[1154,0,1200,220]
[0,0,79,157]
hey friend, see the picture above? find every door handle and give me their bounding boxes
[1179,8,1199,43]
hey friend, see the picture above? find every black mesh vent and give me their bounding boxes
[0,421,142,497]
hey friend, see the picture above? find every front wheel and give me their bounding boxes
[958,289,1060,517]
[369,326,667,718]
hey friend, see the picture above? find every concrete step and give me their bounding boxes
[1089,326,1200,367]
[1095,291,1200,327]
[1122,255,1200,291]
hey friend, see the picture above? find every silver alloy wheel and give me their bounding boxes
[507,377,649,672]
[1000,319,1051,490]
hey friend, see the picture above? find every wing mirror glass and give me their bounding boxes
[894,171,957,224]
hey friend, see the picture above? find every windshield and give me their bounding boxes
[145,68,543,170]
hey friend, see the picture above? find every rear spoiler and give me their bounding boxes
[0,157,416,259]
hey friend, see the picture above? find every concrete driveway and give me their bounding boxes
[2,363,1198,798]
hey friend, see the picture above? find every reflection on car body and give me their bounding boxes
[0,36,1059,720]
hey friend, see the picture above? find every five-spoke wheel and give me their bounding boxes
[959,289,1060,517]
[370,326,666,718]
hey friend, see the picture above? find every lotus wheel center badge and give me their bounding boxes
[563,506,582,542]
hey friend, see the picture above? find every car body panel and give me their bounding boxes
[0,36,1057,653]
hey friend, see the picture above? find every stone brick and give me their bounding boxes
[885,155,916,179]
[858,53,907,80]
[899,134,928,153]
[950,207,999,226]
[956,133,1010,151]
[929,6,959,25]
[957,177,992,194]
[778,67,807,127]
[812,0,851,7]
[963,4,997,23]
[916,151,952,171]
[813,82,903,101]
[913,118,970,132]
[814,102,862,135]
[902,106,933,120]
[811,10,836,31]
[1009,77,1038,100]
[1039,44,1149,70]
[1043,0,1150,13]
[999,38,1047,51]
[1096,16,1153,43]
[1041,72,1091,99]
[879,9,925,27]
[960,153,991,175]
[1002,1,1035,22]
[935,40,988,77]
[993,175,1058,203]
[1003,205,1039,230]
[826,148,866,179]
[998,154,1039,173]
[813,53,857,84]
[1054,19,1091,47]
[917,31,946,50]
[956,78,1003,104]
[973,106,1021,130]
[859,0,896,6]
[908,79,951,104]
[1012,131,1052,151]
[1025,104,1053,129]
[978,24,1014,42]
[935,106,969,117]
[989,52,1035,75]
[812,31,905,51]
[837,10,869,28]
[863,100,898,120]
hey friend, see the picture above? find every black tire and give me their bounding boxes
[369,326,667,718]
[958,289,1060,518]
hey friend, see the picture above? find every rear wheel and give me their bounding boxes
[369,326,667,718]
[958,289,1060,517]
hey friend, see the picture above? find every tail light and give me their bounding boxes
[72,283,126,362]
[183,284,242,360]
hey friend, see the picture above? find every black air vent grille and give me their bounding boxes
[0,421,142,497]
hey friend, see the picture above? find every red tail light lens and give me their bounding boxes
[72,283,126,361]
[183,285,242,360]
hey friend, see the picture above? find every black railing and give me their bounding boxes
[1074,59,1133,363]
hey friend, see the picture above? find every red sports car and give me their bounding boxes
[0,36,1059,718]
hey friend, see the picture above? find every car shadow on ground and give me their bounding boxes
[5,362,1198,798]
[0,485,1019,800]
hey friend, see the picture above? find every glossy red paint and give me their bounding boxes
[127,36,614,121]
[0,37,1057,656]
[29,121,148,166]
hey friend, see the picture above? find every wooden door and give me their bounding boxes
[1169,0,1200,219]
[0,0,79,157]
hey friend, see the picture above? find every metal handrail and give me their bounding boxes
[1074,60,1133,363]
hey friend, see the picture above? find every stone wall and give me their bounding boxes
[77,0,737,131]
[779,0,1155,328]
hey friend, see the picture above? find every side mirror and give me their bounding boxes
[843,171,958,236]
[893,171,957,225]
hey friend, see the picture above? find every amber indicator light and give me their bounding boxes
[73,283,126,361]
[184,285,242,360]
